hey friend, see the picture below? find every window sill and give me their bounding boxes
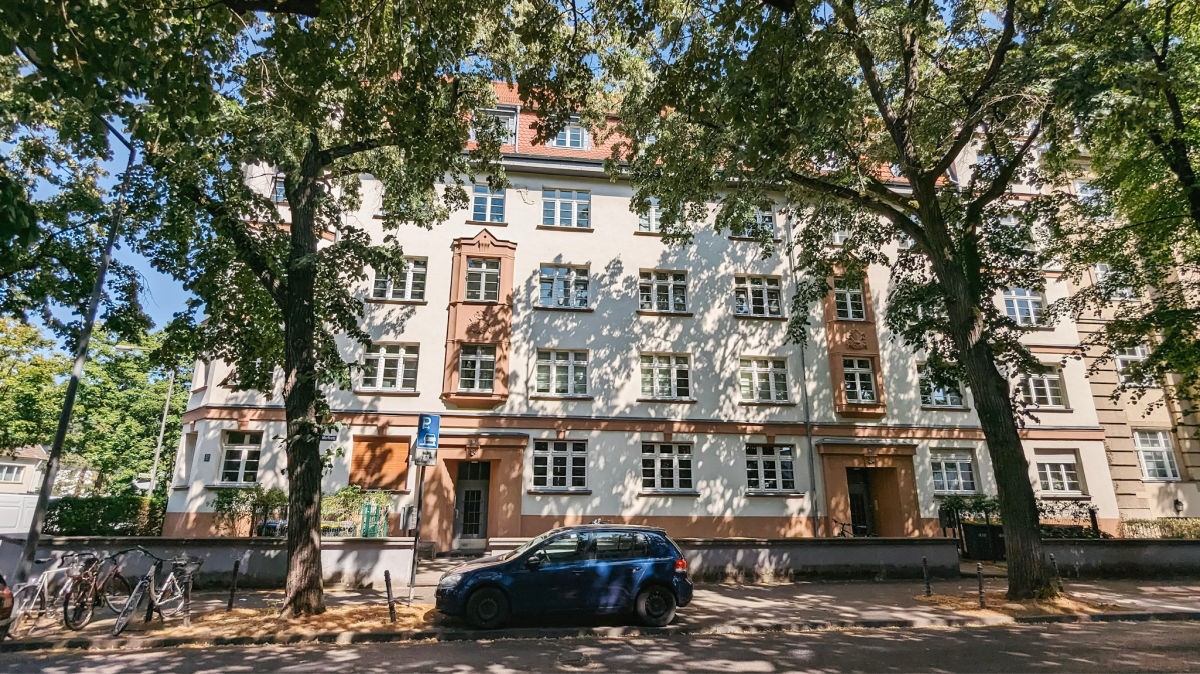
[1141,478,1181,484]
[366,299,428,306]
[534,305,594,313]
[191,385,208,394]
[356,389,420,397]
[1038,493,1090,500]
[441,391,507,409]
[637,310,694,318]
[206,483,258,490]
[933,491,980,497]
[633,230,664,237]
[738,400,798,407]
[530,394,594,401]
[1027,406,1073,413]
[734,313,787,321]
[745,491,806,498]
[728,236,783,243]
[527,489,592,495]
[636,397,697,404]
[537,225,594,233]
[639,490,700,497]
[835,317,868,322]
[460,300,502,306]
[921,405,971,412]
[465,219,507,227]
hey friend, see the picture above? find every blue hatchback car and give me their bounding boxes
[435,524,694,629]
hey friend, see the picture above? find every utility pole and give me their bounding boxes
[148,368,176,494]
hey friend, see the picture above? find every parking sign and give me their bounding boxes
[414,414,440,466]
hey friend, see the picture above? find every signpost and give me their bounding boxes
[408,414,440,602]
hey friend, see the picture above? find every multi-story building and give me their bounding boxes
[164,90,1123,552]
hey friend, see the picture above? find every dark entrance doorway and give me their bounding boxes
[846,468,876,537]
[452,461,491,552]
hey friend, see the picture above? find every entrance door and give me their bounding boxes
[846,468,876,537]
[452,461,491,552]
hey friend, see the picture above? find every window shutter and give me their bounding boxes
[350,437,410,490]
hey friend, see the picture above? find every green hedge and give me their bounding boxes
[43,496,165,536]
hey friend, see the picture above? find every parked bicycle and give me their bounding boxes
[62,548,136,630]
[0,553,92,640]
[112,547,202,637]
[833,519,855,538]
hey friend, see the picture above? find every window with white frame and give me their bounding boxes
[830,229,851,246]
[745,445,796,492]
[842,358,877,403]
[465,258,500,302]
[833,279,866,320]
[471,185,505,223]
[538,264,589,308]
[0,464,23,483]
[371,258,427,301]
[640,353,691,399]
[271,176,287,203]
[1036,452,1083,494]
[1018,370,1066,408]
[532,440,588,491]
[1134,430,1180,481]
[743,209,775,238]
[458,345,496,392]
[469,109,517,145]
[1115,345,1153,386]
[919,367,965,407]
[739,358,790,402]
[931,451,977,493]
[542,188,591,228]
[1093,263,1136,300]
[221,431,262,484]
[1002,287,1043,326]
[641,443,694,491]
[535,350,588,396]
[639,270,688,313]
[734,275,783,317]
[637,198,660,233]
[361,344,419,391]
[547,123,588,149]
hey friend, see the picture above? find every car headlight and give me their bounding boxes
[438,573,463,589]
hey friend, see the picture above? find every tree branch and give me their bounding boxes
[833,0,910,163]
[966,110,1049,222]
[318,136,399,165]
[180,184,286,307]
[219,0,320,16]
[786,170,929,249]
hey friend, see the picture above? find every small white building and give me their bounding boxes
[0,446,47,534]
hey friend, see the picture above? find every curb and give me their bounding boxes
[4,610,1198,653]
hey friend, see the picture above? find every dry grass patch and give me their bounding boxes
[916,591,1119,618]
[145,603,438,640]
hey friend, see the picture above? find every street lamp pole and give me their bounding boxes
[148,369,176,495]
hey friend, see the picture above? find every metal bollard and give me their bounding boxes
[1049,553,1065,593]
[977,562,985,608]
[922,556,932,597]
[227,559,241,611]
[183,575,193,627]
[385,569,397,623]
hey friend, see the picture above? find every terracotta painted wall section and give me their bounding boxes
[823,274,887,418]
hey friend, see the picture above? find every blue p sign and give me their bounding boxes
[416,413,441,450]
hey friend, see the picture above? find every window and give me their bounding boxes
[361,344,418,391]
[638,198,661,233]
[843,358,877,403]
[741,209,775,238]
[538,532,588,564]
[547,124,587,149]
[641,443,694,491]
[0,465,23,483]
[639,270,688,313]
[834,280,866,320]
[830,229,851,246]
[734,276,783,317]
[931,451,977,493]
[542,189,591,228]
[1018,370,1066,408]
[739,358,790,402]
[532,440,587,490]
[1093,263,1136,300]
[271,176,287,203]
[371,259,427,301]
[469,109,517,144]
[458,345,496,392]
[535,350,588,396]
[1036,453,1082,494]
[594,531,651,560]
[745,445,796,492]
[471,185,505,223]
[640,353,691,399]
[1115,345,1153,386]
[221,431,262,484]
[920,368,965,407]
[1002,288,1043,326]
[465,258,500,302]
[1135,430,1179,481]
[538,265,590,308]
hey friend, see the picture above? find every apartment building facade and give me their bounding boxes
[165,97,1125,552]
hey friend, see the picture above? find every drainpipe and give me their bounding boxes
[783,213,822,538]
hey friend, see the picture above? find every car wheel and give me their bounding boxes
[465,587,509,629]
[635,584,676,627]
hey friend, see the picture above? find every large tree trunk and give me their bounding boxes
[280,140,326,617]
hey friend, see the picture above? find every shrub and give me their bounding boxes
[1121,518,1200,539]
[211,486,287,536]
[43,496,164,536]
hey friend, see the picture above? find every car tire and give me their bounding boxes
[465,587,509,629]
[635,584,676,627]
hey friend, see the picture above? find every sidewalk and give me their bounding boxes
[5,573,1199,652]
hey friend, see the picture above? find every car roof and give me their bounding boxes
[548,524,667,534]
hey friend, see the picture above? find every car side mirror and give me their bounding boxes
[525,555,543,570]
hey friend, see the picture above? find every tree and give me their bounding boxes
[610,0,1073,598]
[0,318,66,449]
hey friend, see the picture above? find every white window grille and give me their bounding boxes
[638,198,661,233]
[739,358,790,402]
[734,276,783,317]
[639,270,688,313]
[361,344,419,391]
[931,451,977,493]
[458,345,496,392]
[371,259,427,301]
[0,465,24,483]
[843,358,877,403]
[1018,370,1066,408]
[465,258,500,302]
[535,350,588,396]
[548,124,588,149]
[919,368,965,407]
[271,176,287,203]
[640,353,691,399]
[745,445,796,492]
[1134,430,1180,481]
[221,431,262,484]
[469,109,517,144]
[538,265,590,308]
[1115,345,1153,386]
[834,280,866,320]
[532,440,588,490]
[542,189,591,228]
[1002,288,1043,326]
[471,185,505,223]
[1036,453,1082,494]
[641,443,694,491]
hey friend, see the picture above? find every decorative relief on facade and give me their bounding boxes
[847,328,869,351]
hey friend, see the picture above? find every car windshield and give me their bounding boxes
[501,529,559,561]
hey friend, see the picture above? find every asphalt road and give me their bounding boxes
[6,621,1200,673]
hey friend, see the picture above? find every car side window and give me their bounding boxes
[593,532,651,561]
[537,532,588,564]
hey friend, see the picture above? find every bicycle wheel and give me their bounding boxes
[1,585,40,640]
[156,576,186,617]
[101,573,133,614]
[112,579,147,637]
[63,581,97,630]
